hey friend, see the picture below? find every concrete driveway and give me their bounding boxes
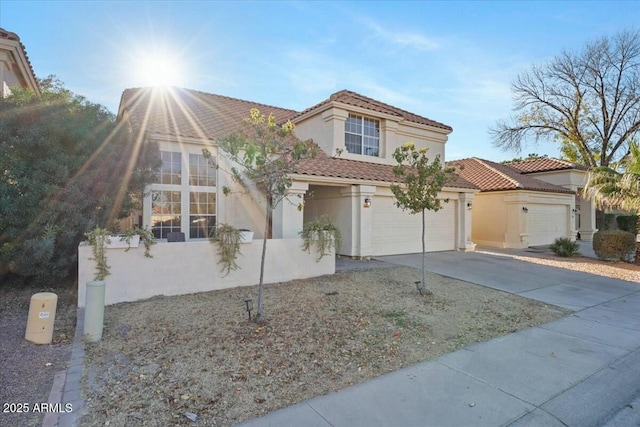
[241,249,640,427]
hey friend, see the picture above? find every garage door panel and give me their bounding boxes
[528,204,568,246]
[373,197,456,256]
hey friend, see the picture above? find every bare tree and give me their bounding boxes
[491,30,640,167]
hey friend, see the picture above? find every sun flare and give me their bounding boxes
[135,54,181,87]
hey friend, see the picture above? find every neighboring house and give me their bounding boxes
[450,157,597,248]
[0,28,39,97]
[118,87,478,258]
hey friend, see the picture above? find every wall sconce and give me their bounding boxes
[522,207,529,213]
[243,298,253,321]
[363,197,372,208]
[572,208,578,213]
[466,201,473,210]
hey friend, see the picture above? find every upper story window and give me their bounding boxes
[345,114,380,157]
[159,151,182,184]
[189,154,216,186]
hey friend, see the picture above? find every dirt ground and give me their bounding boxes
[0,279,77,427]
[81,267,568,427]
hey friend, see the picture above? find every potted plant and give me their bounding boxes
[84,227,111,342]
[123,226,156,257]
[211,223,243,276]
[300,215,342,261]
[239,229,254,243]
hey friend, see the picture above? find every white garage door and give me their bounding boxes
[528,204,568,246]
[373,197,456,256]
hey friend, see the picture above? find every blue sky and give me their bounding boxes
[2,1,639,161]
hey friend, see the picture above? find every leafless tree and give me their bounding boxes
[491,29,640,167]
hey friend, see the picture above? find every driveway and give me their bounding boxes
[241,249,640,427]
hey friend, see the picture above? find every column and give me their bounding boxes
[457,192,476,252]
[272,181,309,239]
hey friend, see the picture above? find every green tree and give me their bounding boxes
[584,140,640,231]
[390,142,455,295]
[0,77,160,285]
[491,30,640,167]
[206,108,316,321]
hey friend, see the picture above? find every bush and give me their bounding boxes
[549,237,580,257]
[592,230,637,262]
[616,215,638,234]
[604,214,616,230]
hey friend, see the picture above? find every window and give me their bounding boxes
[189,192,216,238]
[189,154,216,186]
[149,151,217,239]
[159,151,182,184]
[345,114,380,157]
[151,190,181,239]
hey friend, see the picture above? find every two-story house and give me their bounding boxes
[0,28,39,97]
[118,87,478,259]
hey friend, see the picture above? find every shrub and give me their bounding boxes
[604,213,616,230]
[616,215,638,234]
[592,230,636,262]
[549,237,580,257]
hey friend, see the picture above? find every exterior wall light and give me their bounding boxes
[467,201,473,209]
[572,208,578,213]
[363,197,372,208]
[243,298,253,321]
[522,207,529,213]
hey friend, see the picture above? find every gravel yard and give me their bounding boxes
[81,266,567,427]
[0,281,77,427]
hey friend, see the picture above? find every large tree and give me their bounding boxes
[0,77,160,285]
[491,30,640,167]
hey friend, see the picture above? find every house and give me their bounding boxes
[117,87,478,258]
[0,28,39,97]
[450,157,597,248]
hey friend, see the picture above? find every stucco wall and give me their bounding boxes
[472,192,508,247]
[304,185,352,255]
[78,239,335,307]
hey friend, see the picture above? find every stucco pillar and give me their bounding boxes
[578,195,598,241]
[272,182,309,239]
[504,194,529,249]
[339,185,376,259]
[457,192,476,252]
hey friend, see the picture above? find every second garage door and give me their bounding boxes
[372,197,456,256]
[528,204,568,246]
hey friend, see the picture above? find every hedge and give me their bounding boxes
[616,215,638,234]
[592,230,637,262]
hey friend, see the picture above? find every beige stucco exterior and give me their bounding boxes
[0,31,39,97]
[524,169,597,241]
[78,239,335,307]
[293,103,447,166]
[472,190,576,249]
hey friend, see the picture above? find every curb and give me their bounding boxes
[43,308,86,427]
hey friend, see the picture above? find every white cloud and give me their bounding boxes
[363,19,441,51]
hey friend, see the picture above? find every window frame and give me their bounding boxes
[344,113,380,157]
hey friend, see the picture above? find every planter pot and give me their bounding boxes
[240,230,254,244]
[84,280,106,342]
[105,235,140,249]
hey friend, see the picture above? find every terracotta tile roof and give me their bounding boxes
[448,158,574,194]
[118,87,298,141]
[297,151,478,190]
[291,89,453,131]
[0,28,38,92]
[507,157,588,173]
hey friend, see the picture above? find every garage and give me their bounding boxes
[528,204,569,246]
[372,196,456,256]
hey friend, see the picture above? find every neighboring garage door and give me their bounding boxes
[528,204,568,246]
[372,196,456,256]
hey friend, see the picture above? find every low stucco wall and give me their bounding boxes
[77,239,335,307]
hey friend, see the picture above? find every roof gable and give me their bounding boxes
[0,27,39,94]
[291,89,452,131]
[448,158,574,194]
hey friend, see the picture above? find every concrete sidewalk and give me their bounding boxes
[238,250,640,427]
